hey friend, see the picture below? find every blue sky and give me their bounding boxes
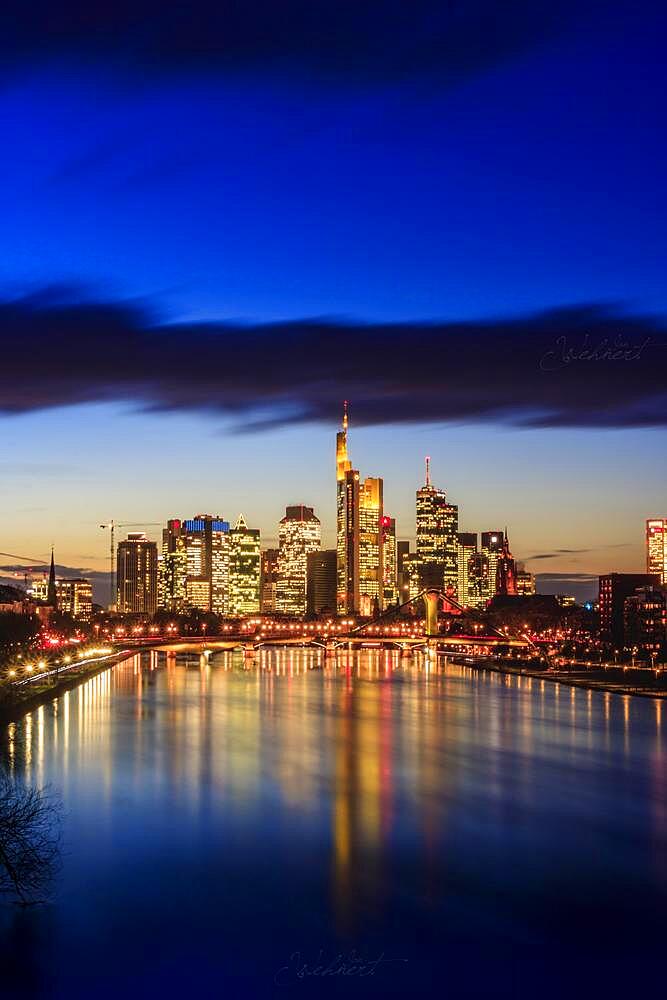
[0,2,665,598]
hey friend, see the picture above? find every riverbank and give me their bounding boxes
[483,659,667,699]
[0,649,132,724]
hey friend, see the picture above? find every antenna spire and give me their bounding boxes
[425,455,431,487]
[342,399,349,432]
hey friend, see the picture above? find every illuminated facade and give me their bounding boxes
[466,551,490,608]
[456,532,477,607]
[415,457,458,595]
[381,516,398,607]
[599,572,659,646]
[495,530,518,596]
[117,533,158,615]
[480,531,504,602]
[516,569,536,595]
[276,505,321,615]
[159,515,230,613]
[336,402,360,614]
[624,586,667,654]
[159,519,187,612]
[646,518,667,584]
[30,577,93,620]
[229,514,261,615]
[359,477,383,615]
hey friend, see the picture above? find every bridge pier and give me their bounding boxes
[424,590,440,638]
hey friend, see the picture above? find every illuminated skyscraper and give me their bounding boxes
[381,516,398,607]
[359,477,383,615]
[117,533,158,614]
[495,530,518,596]
[415,457,458,595]
[646,518,667,584]
[229,514,261,615]
[480,531,504,602]
[336,401,360,614]
[276,505,321,615]
[457,532,477,607]
[260,548,279,614]
[159,518,187,612]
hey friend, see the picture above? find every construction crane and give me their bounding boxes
[99,521,161,610]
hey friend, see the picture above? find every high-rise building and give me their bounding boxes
[396,540,411,604]
[457,532,477,607]
[624,586,667,655]
[336,401,360,614]
[467,551,490,608]
[496,530,518,596]
[276,506,321,616]
[480,531,504,602]
[646,518,667,584]
[307,550,337,616]
[260,548,279,614]
[415,457,458,595]
[381,516,398,607]
[117,533,158,615]
[516,569,536,596]
[159,518,187,612]
[359,477,383,616]
[599,573,660,647]
[160,516,230,613]
[30,577,93,620]
[229,514,261,615]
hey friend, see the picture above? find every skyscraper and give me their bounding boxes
[160,515,230,613]
[480,531,504,602]
[117,533,158,615]
[276,505,321,615]
[415,457,458,595]
[260,548,279,614]
[229,514,261,615]
[396,540,411,604]
[307,550,337,616]
[159,518,187,612]
[496,530,518,596]
[457,532,477,607]
[359,477,383,615]
[336,401,360,614]
[646,518,667,584]
[381,516,398,607]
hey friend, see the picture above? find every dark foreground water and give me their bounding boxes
[1,649,665,999]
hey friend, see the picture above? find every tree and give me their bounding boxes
[0,775,61,904]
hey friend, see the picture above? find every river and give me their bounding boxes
[0,648,665,998]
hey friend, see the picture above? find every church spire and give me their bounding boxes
[47,546,58,608]
[425,455,431,488]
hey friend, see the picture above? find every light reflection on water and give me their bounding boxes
[0,649,666,999]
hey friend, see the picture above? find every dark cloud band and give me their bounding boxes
[1,289,665,430]
[0,1,627,83]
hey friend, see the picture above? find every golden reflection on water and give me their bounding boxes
[0,648,665,932]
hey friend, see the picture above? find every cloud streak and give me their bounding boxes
[0,1,621,85]
[1,289,666,431]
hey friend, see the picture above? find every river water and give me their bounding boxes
[0,648,665,999]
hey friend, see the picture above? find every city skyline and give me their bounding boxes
[1,2,666,607]
[2,418,663,605]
